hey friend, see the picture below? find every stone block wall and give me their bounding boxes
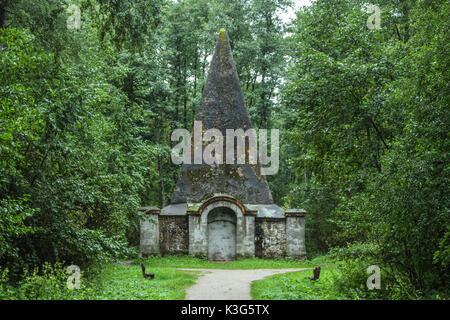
[286,216,306,259]
[140,214,160,255]
[255,218,286,258]
[240,215,256,258]
[159,216,189,255]
[140,205,306,260]
[188,214,204,257]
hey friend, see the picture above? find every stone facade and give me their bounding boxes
[285,210,307,260]
[140,196,307,260]
[139,208,160,255]
[159,216,189,255]
[255,218,286,258]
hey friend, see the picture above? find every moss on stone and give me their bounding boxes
[218,29,228,63]
[219,28,227,41]
[187,203,201,211]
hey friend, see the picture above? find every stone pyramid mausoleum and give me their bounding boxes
[140,29,306,261]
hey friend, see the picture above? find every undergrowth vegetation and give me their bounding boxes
[1,255,448,300]
[251,254,449,300]
[0,260,198,300]
[94,264,197,300]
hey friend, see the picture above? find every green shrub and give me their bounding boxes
[0,262,102,300]
[329,244,438,299]
[0,268,18,300]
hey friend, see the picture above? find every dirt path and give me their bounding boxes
[178,268,309,300]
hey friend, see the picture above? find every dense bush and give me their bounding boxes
[283,0,449,296]
[0,262,102,300]
[0,6,159,280]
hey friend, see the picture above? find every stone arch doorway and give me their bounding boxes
[207,207,237,261]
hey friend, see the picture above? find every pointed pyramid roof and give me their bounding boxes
[170,29,273,205]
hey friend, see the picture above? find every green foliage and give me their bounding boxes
[252,268,346,300]
[0,2,161,279]
[0,197,35,258]
[282,0,449,296]
[251,256,345,300]
[0,260,197,300]
[434,227,450,267]
[95,264,197,300]
[0,268,16,299]
[252,254,449,300]
[85,0,164,51]
[0,262,102,300]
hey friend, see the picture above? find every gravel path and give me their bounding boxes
[178,268,309,300]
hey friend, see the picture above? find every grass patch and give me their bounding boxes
[93,264,198,300]
[1,256,333,300]
[250,256,347,300]
[1,262,199,300]
[93,255,321,300]
[136,255,315,269]
[251,268,346,300]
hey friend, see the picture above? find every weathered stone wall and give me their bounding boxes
[159,216,189,255]
[144,210,304,259]
[140,214,160,255]
[241,215,255,258]
[286,216,306,259]
[188,214,204,257]
[255,218,286,258]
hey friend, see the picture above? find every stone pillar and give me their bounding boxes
[139,206,160,256]
[241,214,256,258]
[188,214,205,257]
[285,209,307,259]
